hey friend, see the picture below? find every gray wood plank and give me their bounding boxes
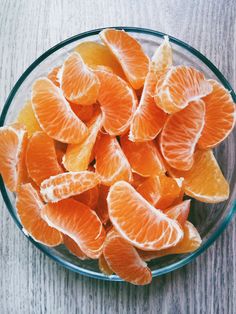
[0,0,235,313]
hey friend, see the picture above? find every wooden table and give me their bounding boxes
[0,1,235,313]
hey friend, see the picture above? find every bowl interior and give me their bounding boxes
[1,28,236,281]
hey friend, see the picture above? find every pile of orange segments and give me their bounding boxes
[0,29,235,285]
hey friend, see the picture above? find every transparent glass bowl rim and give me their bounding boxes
[0,26,236,282]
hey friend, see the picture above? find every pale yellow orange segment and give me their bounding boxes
[40,171,100,203]
[151,35,173,71]
[160,100,205,171]
[16,183,63,246]
[32,78,88,144]
[61,52,100,105]
[17,100,42,136]
[107,181,183,251]
[42,198,106,259]
[63,113,102,172]
[103,230,152,285]
[169,150,229,203]
[138,221,202,261]
[154,66,212,113]
[74,41,125,78]
[0,123,28,192]
[100,29,149,89]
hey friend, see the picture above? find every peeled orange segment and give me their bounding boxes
[16,183,63,246]
[95,185,110,224]
[138,221,202,261]
[63,234,88,260]
[70,103,95,123]
[169,150,229,203]
[198,79,236,149]
[151,35,173,71]
[32,78,88,144]
[103,230,152,285]
[40,171,100,203]
[154,66,212,113]
[95,133,132,186]
[163,200,190,226]
[108,181,183,251]
[131,173,146,188]
[95,70,137,135]
[136,175,182,209]
[129,69,167,142]
[47,66,61,87]
[26,132,63,186]
[160,100,205,171]
[120,134,165,177]
[0,123,28,192]
[100,29,149,89]
[74,41,125,78]
[74,185,99,210]
[99,254,113,276]
[17,100,42,136]
[60,52,100,105]
[42,198,106,259]
[63,113,102,172]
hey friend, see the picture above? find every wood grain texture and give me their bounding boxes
[0,0,235,313]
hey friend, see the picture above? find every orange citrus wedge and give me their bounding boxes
[160,100,205,170]
[103,230,152,285]
[198,79,236,148]
[74,185,99,210]
[47,66,61,87]
[107,181,183,251]
[95,133,132,186]
[32,77,88,143]
[98,254,113,276]
[42,198,106,259]
[17,100,42,136]
[163,200,190,226]
[63,234,88,260]
[40,171,100,202]
[120,134,165,177]
[95,70,137,135]
[0,123,28,192]
[154,66,212,113]
[16,183,63,246]
[100,29,149,89]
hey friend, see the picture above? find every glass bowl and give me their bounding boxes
[1,27,236,282]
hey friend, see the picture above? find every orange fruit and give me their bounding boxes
[47,66,61,87]
[61,52,100,105]
[160,100,205,170]
[74,185,99,210]
[138,221,202,261]
[151,35,173,71]
[16,183,63,246]
[95,133,132,186]
[54,141,67,167]
[131,172,146,188]
[198,79,236,149]
[98,254,113,276]
[136,175,182,209]
[17,100,42,136]
[40,171,100,203]
[26,132,63,186]
[74,41,124,78]
[32,78,88,143]
[120,134,165,177]
[100,29,149,89]
[95,70,137,135]
[70,103,96,123]
[42,198,106,258]
[107,181,183,250]
[63,113,102,172]
[154,66,212,113]
[163,200,190,226]
[169,150,229,203]
[95,184,110,224]
[103,230,152,285]
[129,69,167,142]
[63,234,88,260]
[0,123,28,192]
